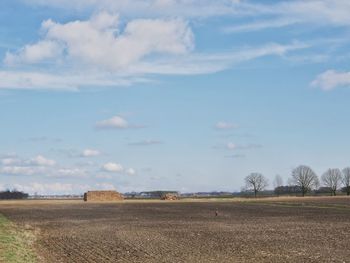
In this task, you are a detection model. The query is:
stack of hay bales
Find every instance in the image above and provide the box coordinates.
[161,193,179,200]
[84,191,124,202]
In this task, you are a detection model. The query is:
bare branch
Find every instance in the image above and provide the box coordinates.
[291,165,318,197]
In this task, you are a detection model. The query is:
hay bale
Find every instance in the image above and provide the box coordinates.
[161,193,179,200]
[84,191,124,202]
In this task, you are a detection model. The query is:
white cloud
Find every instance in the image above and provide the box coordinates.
[102,162,124,173]
[223,142,262,151]
[0,7,309,91]
[0,70,145,91]
[96,116,129,129]
[96,115,144,129]
[81,149,101,157]
[1,158,20,166]
[6,12,193,71]
[223,18,300,33]
[222,0,350,33]
[311,70,350,90]
[0,166,46,176]
[12,182,89,195]
[126,168,136,176]
[29,155,56,166]
[215,121,237,130]
[4,40,62,66]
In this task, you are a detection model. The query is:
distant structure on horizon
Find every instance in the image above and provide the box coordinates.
[83,190,124,202]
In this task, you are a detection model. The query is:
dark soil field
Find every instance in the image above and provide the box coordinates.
[0,197,350,263]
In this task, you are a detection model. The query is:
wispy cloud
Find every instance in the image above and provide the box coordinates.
[223,18,300,33]
[311,70,350,90]
[22,0,250,18]
[223,0,350,34]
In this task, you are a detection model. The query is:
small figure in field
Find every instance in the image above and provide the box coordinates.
[215,209,219,216]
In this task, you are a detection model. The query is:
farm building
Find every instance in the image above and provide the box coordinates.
[84,190,124,202]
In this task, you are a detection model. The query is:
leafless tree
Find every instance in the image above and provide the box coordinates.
[342,167,350,196]
[321,169,342,196]
[245,173,268,198]
[291,165,318,197]
[273,174,283,196]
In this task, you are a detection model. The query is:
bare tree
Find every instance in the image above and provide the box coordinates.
[291,165,318,197]
[321,169,342,196]
[245,173,268,198]
[273,174,283,196]
[342,167,350,196]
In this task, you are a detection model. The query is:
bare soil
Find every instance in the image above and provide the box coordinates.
[0,197,349,263]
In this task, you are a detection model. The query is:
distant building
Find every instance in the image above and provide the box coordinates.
[84,191,124,202]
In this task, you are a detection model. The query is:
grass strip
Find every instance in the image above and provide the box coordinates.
[0,214,38,263]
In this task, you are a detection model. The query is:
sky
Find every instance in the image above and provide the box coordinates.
[1,0,350,195]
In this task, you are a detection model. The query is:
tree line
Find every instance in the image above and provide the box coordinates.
[244,165,350,197]
[0,189,29,199]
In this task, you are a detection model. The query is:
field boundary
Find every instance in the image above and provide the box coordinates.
[0,213,38,263]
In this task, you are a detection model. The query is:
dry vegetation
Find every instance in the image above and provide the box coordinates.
[0,197,349,262]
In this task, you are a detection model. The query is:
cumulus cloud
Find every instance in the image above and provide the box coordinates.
[96,116,129,129]
[1,158,20,166]
[0,155,56,176]
[96,115,144,129]
[311,70,350,90]
[0,7,308,91]
[29,155,56,166]
[5,12,193,71]
[4,40,62,65]
[81,149,101,157]
[0,166,46,176]
[101,162,137,177]
[102,162,124,173]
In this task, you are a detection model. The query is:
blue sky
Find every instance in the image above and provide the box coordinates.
[1,0,350,194]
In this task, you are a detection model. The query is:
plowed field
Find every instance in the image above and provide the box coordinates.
[0,197,349,262]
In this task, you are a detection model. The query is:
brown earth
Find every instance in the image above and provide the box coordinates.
[0,197,349,263]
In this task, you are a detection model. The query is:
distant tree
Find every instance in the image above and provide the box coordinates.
[273,174,283,196]
[315,187,333,194]
[290,165,318,197]
[342,167,350,196]
[321,169,342,196]
[0,190,29,200]
[245,173,268,198]
[275,185,302,195]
